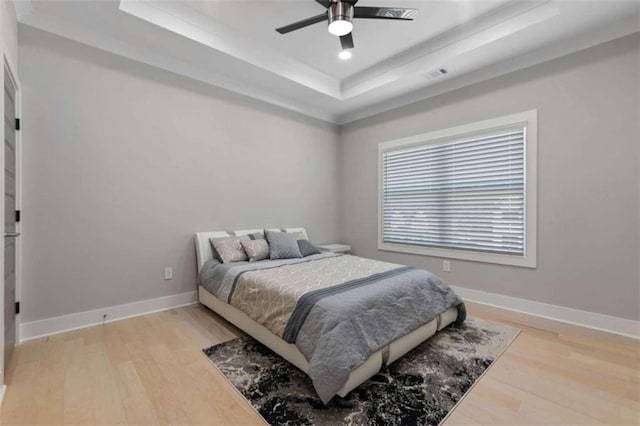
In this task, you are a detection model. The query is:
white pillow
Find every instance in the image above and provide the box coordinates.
[209,236,249,263]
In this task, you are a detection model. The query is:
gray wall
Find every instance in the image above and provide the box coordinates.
[19,27,340,323]
[339,34,640,321]
[1,0,17,72]
[18,25,640,324]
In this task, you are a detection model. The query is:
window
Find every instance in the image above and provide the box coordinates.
[378,111,537,268]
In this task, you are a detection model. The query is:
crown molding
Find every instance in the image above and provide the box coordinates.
[16,1,640,125]
[118,0,561,103]
[338,15,640,124]
[341,1,557,98]
[18,12,341,123]
[119,0,343,99]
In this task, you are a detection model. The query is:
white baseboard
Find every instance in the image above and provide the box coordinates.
[18,285,639,342]
[19,290,198,342]
[452,285,640,339]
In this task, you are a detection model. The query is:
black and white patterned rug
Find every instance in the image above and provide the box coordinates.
[203,318,519,426]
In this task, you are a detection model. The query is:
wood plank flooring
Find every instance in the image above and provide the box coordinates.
[1,301,638,425]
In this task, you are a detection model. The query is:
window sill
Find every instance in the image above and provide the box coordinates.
[378,241,536,268]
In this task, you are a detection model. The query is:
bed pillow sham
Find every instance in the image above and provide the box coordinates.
[240,239,269,262]
[210,236,249,263]
[265,230,303,260]
[290,231,307,240]
[297,239,321,257]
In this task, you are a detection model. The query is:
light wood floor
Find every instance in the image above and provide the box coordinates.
[1,302,638,425]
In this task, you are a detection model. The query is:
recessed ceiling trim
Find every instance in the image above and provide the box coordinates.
[118,0,343,99]
[15,0,640,125]
[339,14,640,124]
[18,11,340,123]
[341,0,558,98]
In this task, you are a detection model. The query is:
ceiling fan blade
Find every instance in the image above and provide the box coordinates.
[276,13,327,34]
[340,32,354,49]
[318,0,359,5]
[354,6,417,20]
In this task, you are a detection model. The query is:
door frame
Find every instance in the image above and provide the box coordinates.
[4,56,21,346]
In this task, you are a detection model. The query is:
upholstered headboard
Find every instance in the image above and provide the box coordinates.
[194,227,309,272]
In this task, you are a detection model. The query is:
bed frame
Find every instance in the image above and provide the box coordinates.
[195,227,458,398]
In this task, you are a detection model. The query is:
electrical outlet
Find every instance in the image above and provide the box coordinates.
[164,267,173,280]
[443,260,451,272]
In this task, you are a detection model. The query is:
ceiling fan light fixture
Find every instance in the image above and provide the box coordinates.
[328,2,354,36]
[328,20,353,36]
[275,1,418,52]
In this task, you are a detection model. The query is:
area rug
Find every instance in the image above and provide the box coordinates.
[203,318,519,426]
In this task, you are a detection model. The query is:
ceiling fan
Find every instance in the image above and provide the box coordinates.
[275,0,418,52]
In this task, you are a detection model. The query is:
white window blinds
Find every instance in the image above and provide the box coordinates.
[382,126,526,256]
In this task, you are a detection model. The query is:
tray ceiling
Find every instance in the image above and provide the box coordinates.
[187,0,509,80]
[16,1,640,123]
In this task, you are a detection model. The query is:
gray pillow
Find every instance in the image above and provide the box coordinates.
[248,232,264,240]
[265,230,302,260]
[240,239,269,262]
[209,236,249,263]
[297,239,321,257]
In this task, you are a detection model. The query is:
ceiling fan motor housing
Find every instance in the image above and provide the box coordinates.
[328,2,354,28]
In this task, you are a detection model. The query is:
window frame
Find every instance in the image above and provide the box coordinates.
[378,110,537,268]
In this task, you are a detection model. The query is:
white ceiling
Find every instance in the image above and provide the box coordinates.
[188,0,509,80]
[16,0,640,123]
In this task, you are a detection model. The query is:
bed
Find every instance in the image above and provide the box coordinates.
[195,227,465,403]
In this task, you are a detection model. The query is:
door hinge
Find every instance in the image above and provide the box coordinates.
[15,301,19,315]
[15,210,20,223]
[15,118,20,131]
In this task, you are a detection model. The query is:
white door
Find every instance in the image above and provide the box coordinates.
[3,63,19,370]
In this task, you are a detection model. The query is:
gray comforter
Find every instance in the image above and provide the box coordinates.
[199,253,465,403]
